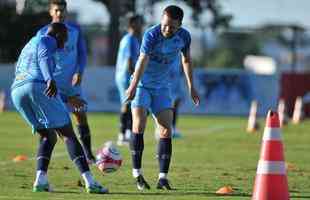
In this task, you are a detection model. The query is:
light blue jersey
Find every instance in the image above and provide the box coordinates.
[11,35,70,132]
[115,33,140,103]
[139,25,191,89]
[37,22,87,97]
[131,25,191,114]
[12,35,57,89]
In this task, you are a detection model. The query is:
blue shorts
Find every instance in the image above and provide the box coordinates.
[116,79,129,104]
[131,86,172,115]
[59,85,88,112]
[11,83,71,133]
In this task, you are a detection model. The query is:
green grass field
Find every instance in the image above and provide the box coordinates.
[0,112,310,200]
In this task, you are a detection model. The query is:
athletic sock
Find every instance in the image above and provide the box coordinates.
[64,136,90,173]
[82,171,95,187]
[158,138,172,173]
[119,112,127,136]
[130,133,144,173]
[77,125,93,158]
[36,135,56,172]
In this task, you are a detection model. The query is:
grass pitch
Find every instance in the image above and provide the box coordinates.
[0,112,310,200]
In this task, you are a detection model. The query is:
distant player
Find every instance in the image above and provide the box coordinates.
[37,0,95,163]
[115,14,143,146]
[11,23,108,194]
[126,5,200,190]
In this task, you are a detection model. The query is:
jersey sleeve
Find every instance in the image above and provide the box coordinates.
[37,37,57,81]
[140,29,156,55]
[76,26,87,75]
[181,30,191,55]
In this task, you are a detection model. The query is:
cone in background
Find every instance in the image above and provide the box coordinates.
[252,110,289,200]
[216,186,233,195]
[292,96,303,124]
[247,100,260,133]
[277,99,288,127]
[0,90,6,113]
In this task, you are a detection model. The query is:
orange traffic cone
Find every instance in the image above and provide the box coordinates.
[278,99,288,127]
[247,100,259,133]
[292,96,303,124]
[252,110,289,200]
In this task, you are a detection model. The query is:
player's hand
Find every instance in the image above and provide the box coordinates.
[67,96,86,112]
[125,86,136,104]
[44,79,57,98]
[189,87,200,106]
[72,73,82,86]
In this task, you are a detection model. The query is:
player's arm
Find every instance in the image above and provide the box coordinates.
[181,44,200,106]
[125,53,149,101]
[38,37,58,97]
[72,26,87,86]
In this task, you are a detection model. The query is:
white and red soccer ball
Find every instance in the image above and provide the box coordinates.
[96,141,122,173]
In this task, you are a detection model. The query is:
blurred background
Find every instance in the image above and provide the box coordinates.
[0,0,310,117]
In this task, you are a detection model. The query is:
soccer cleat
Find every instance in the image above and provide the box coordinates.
[157,178,173,190]
[33,183,53,192]
[135,175,151,191]
[117,133,129,146]
[86,182,109,194]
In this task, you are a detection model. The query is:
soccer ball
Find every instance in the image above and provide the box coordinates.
[96,141,122,173]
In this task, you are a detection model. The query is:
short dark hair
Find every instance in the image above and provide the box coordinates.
[128,14,143,27]
[49,0,67,8]
[163,5,184,22]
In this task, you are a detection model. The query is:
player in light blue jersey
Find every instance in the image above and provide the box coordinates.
[11,23,108,194]
[37,0,95,163]
[115,14,143,146]
[126,5,200,190]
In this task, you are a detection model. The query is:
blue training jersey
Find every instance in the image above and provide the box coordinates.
[115,33,140,85]
[139,24,191,89]
[37,22,87,96]
[12,35,57,89]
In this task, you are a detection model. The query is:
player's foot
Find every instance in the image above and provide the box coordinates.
[33,183,53,192]
[117,133,129,146]
[86,182,109,194]
[125,129,132,141]
[157,178,173,190]
[135,175,150,191]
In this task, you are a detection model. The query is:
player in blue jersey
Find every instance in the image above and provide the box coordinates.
[37,0,95,163]
[11,23,108,194]
[126,5,200,190]
[115,14,143,146]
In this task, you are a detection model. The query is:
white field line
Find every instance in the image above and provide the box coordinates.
[0,124,241,166]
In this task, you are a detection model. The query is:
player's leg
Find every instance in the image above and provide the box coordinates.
[33,129,57,192]
[55,124,108,194]
[172,98,182,138]
[151,87,174,190]
[154,109,173,190]
[130,87,151,190]
[72,111,96,163]
[117,103,132,145]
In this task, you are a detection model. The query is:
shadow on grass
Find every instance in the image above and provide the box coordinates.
[109,191,251,198]
[290,195,310,199]
[52,190,81,194]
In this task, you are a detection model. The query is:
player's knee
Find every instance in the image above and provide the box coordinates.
[159,126,171,138]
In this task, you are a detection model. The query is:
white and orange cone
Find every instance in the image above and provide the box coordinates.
[278,99,288,127]
[247,100,259,133]
[292,96,303,124]
[252,110,289,200]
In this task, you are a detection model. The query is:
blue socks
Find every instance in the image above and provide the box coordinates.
[158,138,172,173]
[64,136,89,173]
[130,133,144,169]
[36,134,57,172]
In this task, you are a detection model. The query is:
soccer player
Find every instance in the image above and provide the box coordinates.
[36,0,95,163]
[115,14,143,146]
[126,5,200,190]
[11,23,108,194]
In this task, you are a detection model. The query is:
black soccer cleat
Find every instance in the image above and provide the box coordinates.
[135,175,151,191]
[157,178,173,190]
